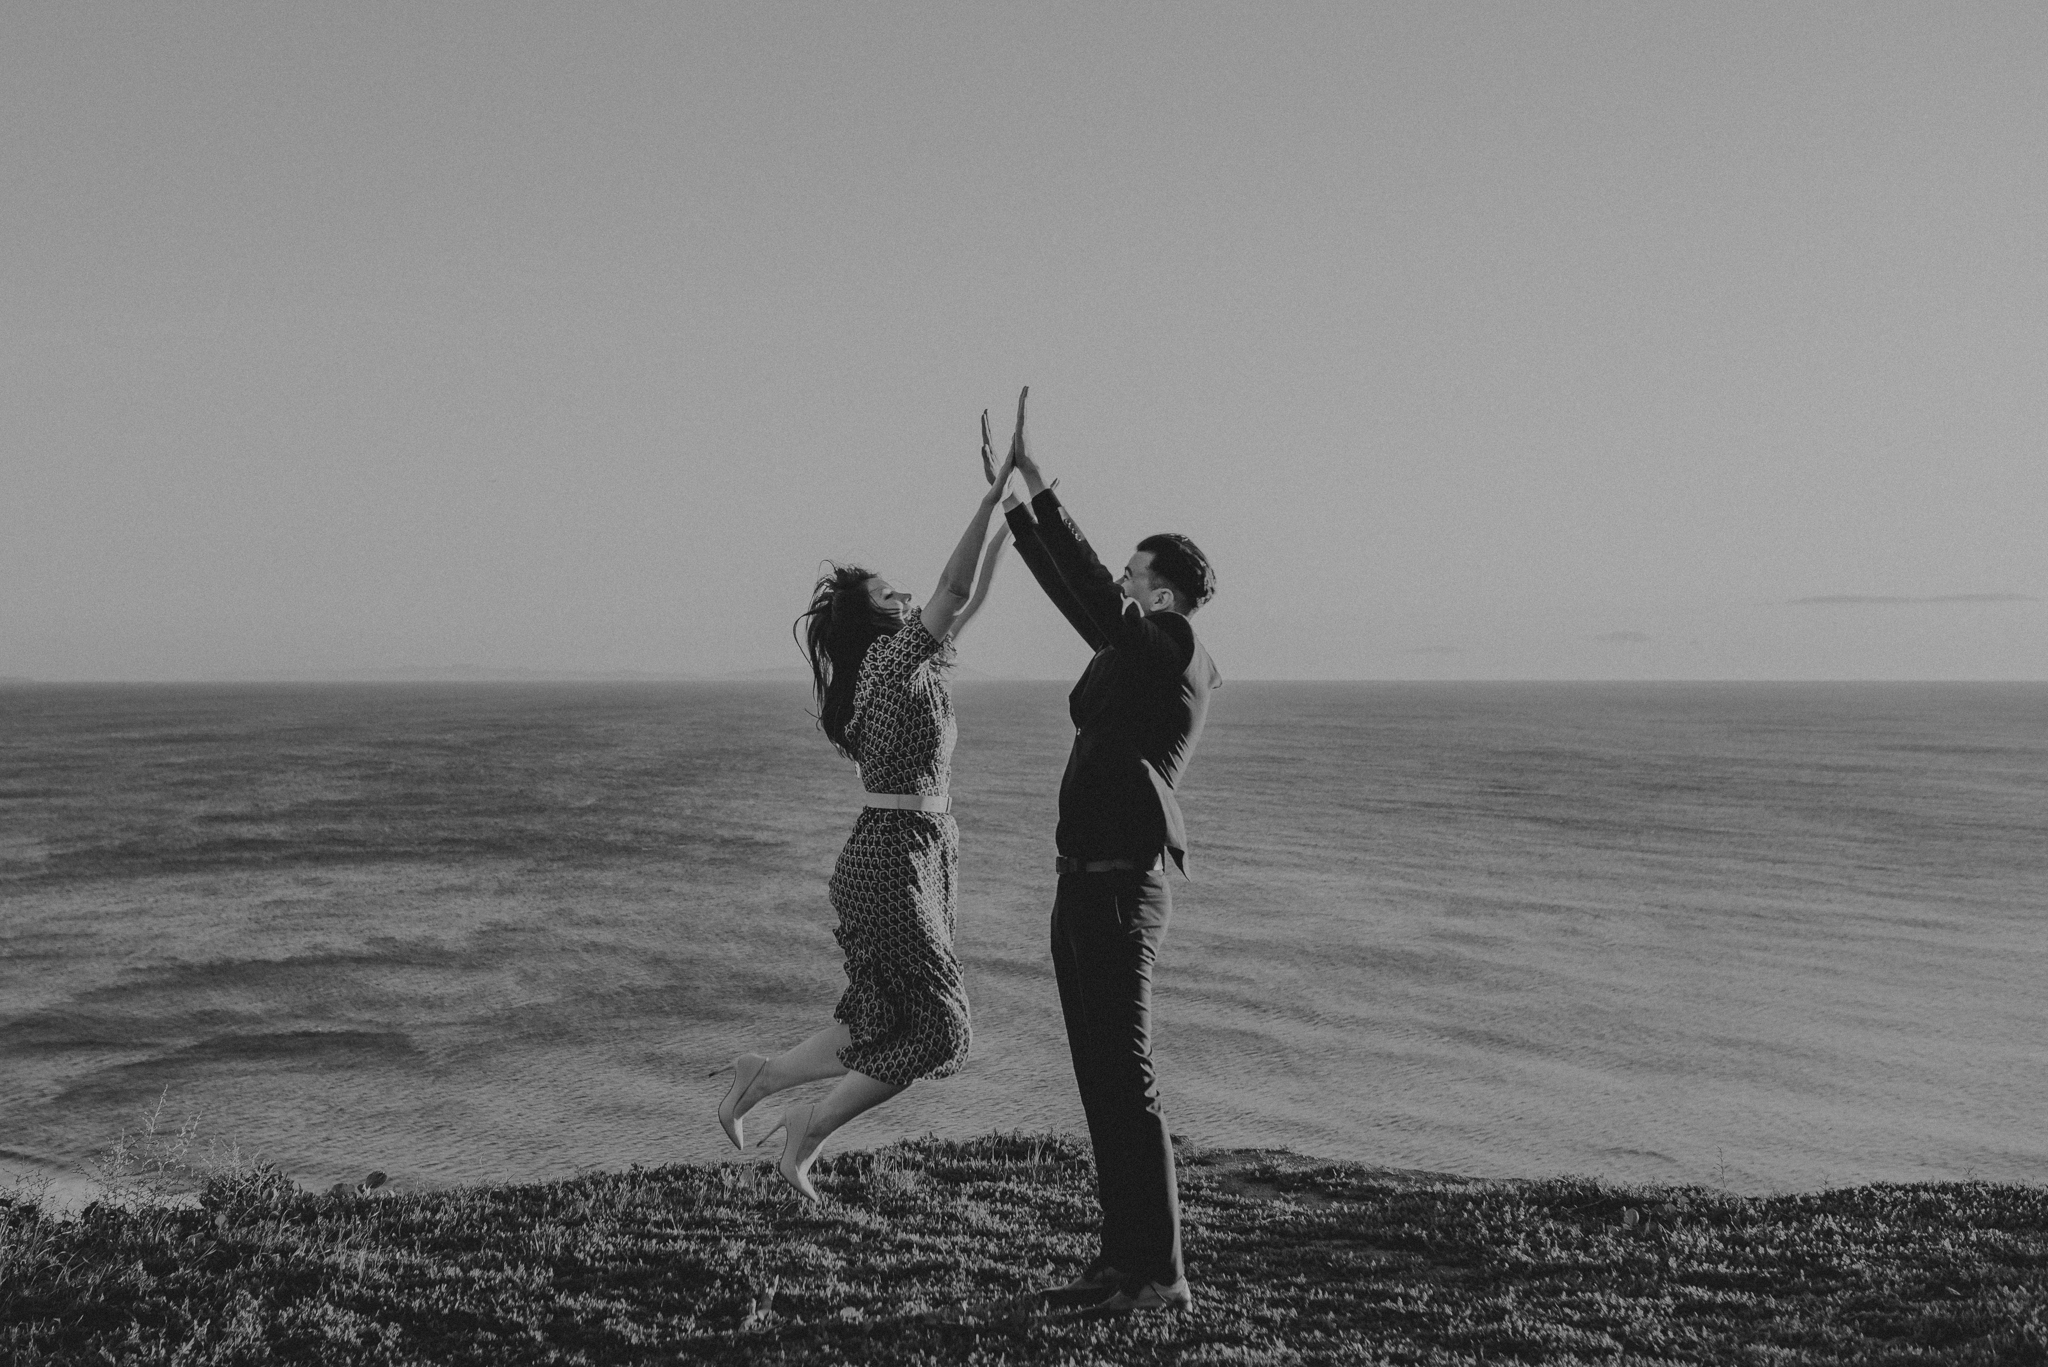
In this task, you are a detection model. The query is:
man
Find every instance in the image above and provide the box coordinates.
[999,390,1220,1313]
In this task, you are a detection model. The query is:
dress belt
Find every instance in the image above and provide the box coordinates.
[864,792,952,814]
[1055,854,1167,874]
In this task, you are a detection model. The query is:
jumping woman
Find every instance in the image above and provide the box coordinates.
[714,400,1020,1200]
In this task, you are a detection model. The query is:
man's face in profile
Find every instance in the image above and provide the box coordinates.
[1117,550,1168,616]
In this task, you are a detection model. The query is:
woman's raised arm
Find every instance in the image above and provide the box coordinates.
[945,525,1011,641]
[917,422,1016,642]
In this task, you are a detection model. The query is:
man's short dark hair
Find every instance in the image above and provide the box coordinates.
[1135,533,1216,613]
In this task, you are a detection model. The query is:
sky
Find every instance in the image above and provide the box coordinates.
[4,3,2044,681]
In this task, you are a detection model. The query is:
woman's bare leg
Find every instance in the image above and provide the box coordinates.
[733,1023,854,1117]
[810,1069,907,1138]
[767,1069,908,1199]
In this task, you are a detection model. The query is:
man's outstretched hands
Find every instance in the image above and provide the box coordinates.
[1007,386,1047,497]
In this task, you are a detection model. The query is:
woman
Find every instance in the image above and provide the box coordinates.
[715,406,1019,1201]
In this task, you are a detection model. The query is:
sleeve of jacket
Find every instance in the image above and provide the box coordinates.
[1026,489,1190,674]
[1004,497,1109,651]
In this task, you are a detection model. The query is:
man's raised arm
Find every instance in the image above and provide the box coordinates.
[1007,497,1109,651]
[993,389,1109,651]
[1005,390,1175,654]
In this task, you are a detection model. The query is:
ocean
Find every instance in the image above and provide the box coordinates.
[2,681,2043,1200]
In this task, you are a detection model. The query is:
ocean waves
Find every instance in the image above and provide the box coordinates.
[3,681,2044,1194]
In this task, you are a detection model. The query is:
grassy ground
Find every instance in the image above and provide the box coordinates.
[4,1132,2044,1365]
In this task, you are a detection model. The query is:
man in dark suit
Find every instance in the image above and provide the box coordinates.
[998,392,1219,1313]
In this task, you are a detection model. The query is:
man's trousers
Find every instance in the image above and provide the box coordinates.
[1050,868,1183,1286]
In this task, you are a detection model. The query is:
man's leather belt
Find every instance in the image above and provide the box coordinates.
[1055,855,1166,874]
[864,792,952,813]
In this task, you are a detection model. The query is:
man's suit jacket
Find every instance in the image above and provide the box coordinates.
[1006,489,1220,873]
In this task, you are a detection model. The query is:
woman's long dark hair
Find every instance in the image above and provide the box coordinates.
[795,563,899,761]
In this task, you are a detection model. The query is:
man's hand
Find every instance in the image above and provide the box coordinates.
[1008,385,1047,496]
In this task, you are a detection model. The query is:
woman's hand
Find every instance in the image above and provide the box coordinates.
[980,407,1017,503]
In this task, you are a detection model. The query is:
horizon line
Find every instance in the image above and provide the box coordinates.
[6,675,2047,687]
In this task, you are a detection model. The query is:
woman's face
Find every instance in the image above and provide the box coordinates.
[865,576,913,622]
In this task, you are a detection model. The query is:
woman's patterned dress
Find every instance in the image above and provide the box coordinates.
[828,615,972,1086]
